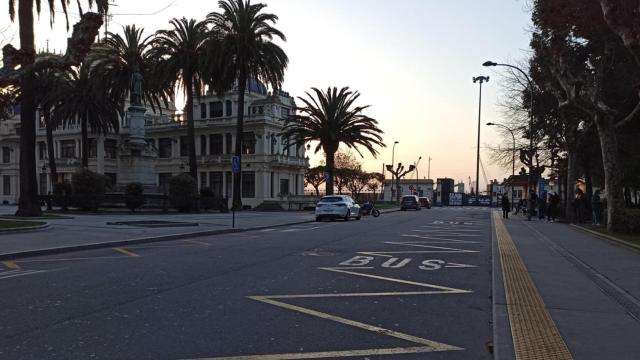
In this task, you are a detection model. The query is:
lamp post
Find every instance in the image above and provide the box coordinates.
[414,156,422,196]
[428,156,432,179]
[484,60,535,220]
[390,141,399,201]
[472,75,490,204]
[487,122,516,210]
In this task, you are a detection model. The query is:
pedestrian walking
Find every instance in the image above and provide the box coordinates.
[528,190,537,221]
[592,190,602,226]
[538,191,547,220]
[547,192,559,222]
[573,189,585,223]
[501,194,510,219]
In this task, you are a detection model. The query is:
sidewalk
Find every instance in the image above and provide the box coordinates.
[493,213,640,359]
[0,206,315,258]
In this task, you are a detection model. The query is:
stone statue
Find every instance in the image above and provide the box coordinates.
[130,67,144,106]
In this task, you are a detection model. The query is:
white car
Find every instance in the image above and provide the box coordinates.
[315,195,361,222]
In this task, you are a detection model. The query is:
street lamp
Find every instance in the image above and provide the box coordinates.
[390,141,399,200]
[487,122,516,210]
[472,75,490,204]
[484,60,535,220]
[414,156,422,196]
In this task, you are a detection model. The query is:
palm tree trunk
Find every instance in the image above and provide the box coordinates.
[233,71,248,209]
[44,109,58,185]
[325,151,335,195]
[15,0,42,217]
[185,74,198,182]
[81,112,89,168]
[594,113,625,232]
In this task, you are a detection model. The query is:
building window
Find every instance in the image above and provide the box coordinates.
[38,142,47,160]
[242,132,256,155]
[39,173,47,195]
[3,176,10,195]
[200,172,207,190]
[159,138,172,158]
[209,134,223,155]
[104,139,117,159]
[242,171,255,198]
[210,101,223,118]
[225,100,232,116]
[279,178,289,196]
[2,147,10,163]
[180,136,189,157]
[200,103,207,119]
[61,140,76,158]
[210,171,223,196]
[158,173,172,193]
[281,107,290,118]
[88,138,97,158]
[225,133,233,154]
[200,135,207,156]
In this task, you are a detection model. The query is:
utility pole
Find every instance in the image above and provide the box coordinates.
[427,156,432,179]
[414,156,422,196]
[472,75,489,204]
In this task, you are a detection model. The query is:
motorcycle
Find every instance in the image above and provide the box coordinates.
[360,202,380,217]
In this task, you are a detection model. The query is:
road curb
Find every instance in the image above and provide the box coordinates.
[0,219,314,261]
[0,222,50,234]
[570,224,640,253]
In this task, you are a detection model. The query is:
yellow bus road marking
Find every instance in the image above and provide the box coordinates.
[183,346,449,360]
[493,212,573,359]
[1,260,20,270]
[112,247,140,257]
[183,239,211,246]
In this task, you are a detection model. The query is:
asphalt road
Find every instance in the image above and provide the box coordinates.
[0,208,494,360]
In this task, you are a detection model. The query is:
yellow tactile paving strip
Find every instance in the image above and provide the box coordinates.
[493,212,573,360]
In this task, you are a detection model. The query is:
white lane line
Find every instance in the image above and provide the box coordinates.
[0,270,48,280]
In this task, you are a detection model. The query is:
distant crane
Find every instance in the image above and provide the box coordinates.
[479,156,489,193]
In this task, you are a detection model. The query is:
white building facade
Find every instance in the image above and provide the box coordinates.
[0,81,308,208]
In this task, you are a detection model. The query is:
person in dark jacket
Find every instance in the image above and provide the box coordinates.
[547,192,560,222]
[538,191,547,220]
[501,194,510,219]
[528,190,538,221]
[592,190,602,225]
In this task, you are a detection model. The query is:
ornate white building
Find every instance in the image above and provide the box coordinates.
[0,80,309,208]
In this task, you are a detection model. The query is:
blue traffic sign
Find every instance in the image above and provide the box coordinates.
[232,156,241,173]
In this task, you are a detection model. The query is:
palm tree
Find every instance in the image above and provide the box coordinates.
[8,0,109,216]
[35,67,67,185]
[90,25,172,114]
[150,18,209,182]
[282,87,385,195]
[208,0,288,209]
[49,64,120,168]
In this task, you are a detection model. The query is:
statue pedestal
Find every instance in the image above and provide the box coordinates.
[117,106,157,189]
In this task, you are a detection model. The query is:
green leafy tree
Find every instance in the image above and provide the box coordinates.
[282,87,385,196]
[5,0,108,216]
[208,0,289,209]
[151,18,209,181]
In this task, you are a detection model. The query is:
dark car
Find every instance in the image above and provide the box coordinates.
[400,195,421,211]
[419,197,432,209]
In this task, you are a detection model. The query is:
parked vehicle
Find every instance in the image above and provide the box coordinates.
[400,195,421,211]
[360,202,380,217]
[315,195,361,221]
[418,197,432,209]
